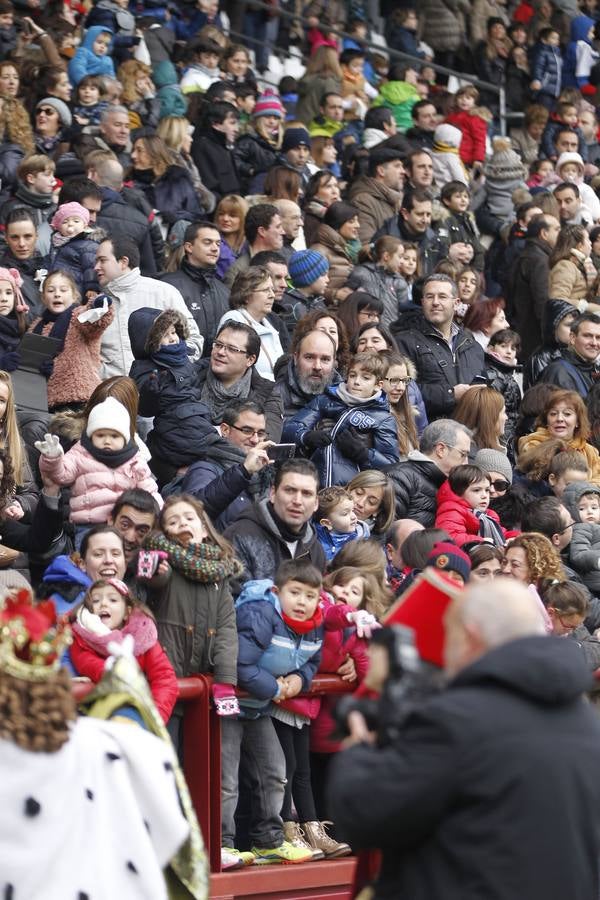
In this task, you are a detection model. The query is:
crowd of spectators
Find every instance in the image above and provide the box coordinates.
[3,0,600,877]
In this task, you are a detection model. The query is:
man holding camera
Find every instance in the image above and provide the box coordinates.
[330,580,600,900]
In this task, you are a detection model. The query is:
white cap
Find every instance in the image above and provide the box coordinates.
[86,397,130,443]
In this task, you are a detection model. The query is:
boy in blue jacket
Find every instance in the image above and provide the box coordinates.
[68,26,116,87]
[530,27,563,110]
[221,559,374,868]
[283,352,399,487]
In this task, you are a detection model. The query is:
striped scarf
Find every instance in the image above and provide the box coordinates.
[145,532,243,583]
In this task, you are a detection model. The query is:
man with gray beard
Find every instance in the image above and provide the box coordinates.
[275,330,339,421]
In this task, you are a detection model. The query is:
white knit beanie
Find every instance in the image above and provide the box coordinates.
[86,397,130,443]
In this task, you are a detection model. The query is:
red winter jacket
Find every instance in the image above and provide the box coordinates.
[445,110,488,166]
[435,480,508,548]
[70,609,178,723]
[310,594,370,754]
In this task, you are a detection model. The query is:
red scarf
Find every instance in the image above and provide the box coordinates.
[282,606,323,635]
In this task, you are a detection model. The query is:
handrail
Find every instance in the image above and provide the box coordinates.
[72,673,356,873]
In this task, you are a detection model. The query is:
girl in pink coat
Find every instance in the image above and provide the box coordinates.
[36,396,161,546]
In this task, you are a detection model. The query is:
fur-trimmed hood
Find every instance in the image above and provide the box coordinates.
[127,307,189,360]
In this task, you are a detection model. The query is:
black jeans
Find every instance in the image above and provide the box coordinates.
[272,719,317,822]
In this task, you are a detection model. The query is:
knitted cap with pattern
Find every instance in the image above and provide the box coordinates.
[425,542,471,583]
[474,449,513,485]
[288,250,329,287]
[253,90,285,120]
[483,137,525,181]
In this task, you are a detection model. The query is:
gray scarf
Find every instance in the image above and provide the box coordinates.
[336,383,382,407]
[201,367,252,421]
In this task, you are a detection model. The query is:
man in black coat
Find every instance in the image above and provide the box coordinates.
[375,189,449,275]
[392,274,485,420]
[540,312,600,397]
[179,400,272,530]
[191,102,241,202]
[196,320,283,441]
[223,459,326,595]
[159,221,230,356]
[330,580,600,900]
[508,213,561,360]
[385,419,472,525]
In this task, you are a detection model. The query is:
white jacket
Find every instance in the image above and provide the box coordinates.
[101,268,203,378]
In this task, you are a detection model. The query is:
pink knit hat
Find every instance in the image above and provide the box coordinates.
[253,89,285,120]
[51,201,90,231]
[0,267,28,314]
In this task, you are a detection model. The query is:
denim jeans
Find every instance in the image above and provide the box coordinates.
[221,715,286,848]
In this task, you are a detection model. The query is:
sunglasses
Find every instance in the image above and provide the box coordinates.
[37,107,56,116]
[490,479,510,492]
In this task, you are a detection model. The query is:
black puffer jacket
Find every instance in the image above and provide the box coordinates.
[483,352,522,448]
[540,348,599,397]
[130,165,204,225]
[195,358,283,442]
[523,298,574,390]
[233,130,279,195]
[159,260,230,355]
[191,127,240,201]
[223,498,326,596]
[392,309,485,419]
[329,636,600,900]
[385,451,447,526]
[97,187,157,275]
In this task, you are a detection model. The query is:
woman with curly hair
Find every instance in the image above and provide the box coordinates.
[454,386,507,454]
[518,389,600,483]
[118,60,161,130]
[501,532,564,631]
[0,96,34,191]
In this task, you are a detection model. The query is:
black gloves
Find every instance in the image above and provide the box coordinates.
[39,358,54,378]
[336,426,369,466]
[302,429,332,451]
[93,293,113,308]
[0,350,20,372]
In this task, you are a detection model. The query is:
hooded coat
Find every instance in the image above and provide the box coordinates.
[329,635,600,900]
[152,61,187,119]
[282,383,399,487]
[563,14,598,87]
[128,307,224,467]
[563,480,600,593]
[523,299,574,390]
[435,479,508,547]
[371,81,420,132]
[235,579,323,716]
[68,26,116,86]
[223,498,326,596]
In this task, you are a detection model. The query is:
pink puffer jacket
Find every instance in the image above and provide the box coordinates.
[39,442,161,524]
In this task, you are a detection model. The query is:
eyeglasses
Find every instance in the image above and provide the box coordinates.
[551,610,582,634]
[384,377,412,387]
[37,107,55,116]
[212,340,249,356]
[446,444,469,461]
[229,424,268,439]
[490,479,510,493]
[556,519,575,535]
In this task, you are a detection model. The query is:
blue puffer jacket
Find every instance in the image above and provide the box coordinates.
[282,384,400,487]
[49,234,99,295]
[530,41,563,99]
[236,579,322,716]
[68,26,116,86]
[41,554,91,615]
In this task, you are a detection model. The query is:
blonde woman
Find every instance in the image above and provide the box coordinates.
[0,371,39,518]
[118,60,160,129]
[156,115,215,215]
[214,194,249,279]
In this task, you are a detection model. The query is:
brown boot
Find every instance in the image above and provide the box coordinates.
[283,820,325,860]
[301,821,352,859]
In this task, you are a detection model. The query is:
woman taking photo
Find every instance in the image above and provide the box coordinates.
[454,386,508,455]
[303,170,342,246]
[213,194,248,279]
[129,134,206,226]
[548,224,600,312]
[517,388,600,482]
[219,267,284,381]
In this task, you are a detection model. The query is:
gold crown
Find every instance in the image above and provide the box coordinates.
[0,589,72,682]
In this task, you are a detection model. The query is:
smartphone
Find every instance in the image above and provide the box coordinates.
[267,443,296,461]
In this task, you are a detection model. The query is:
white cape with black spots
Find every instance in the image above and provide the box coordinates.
[0,716,189,899]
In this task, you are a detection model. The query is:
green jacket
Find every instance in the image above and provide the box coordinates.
[372,81,420,133]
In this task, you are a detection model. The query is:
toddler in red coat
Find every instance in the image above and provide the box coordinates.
[69,577,178,723]
[435,464,509,549]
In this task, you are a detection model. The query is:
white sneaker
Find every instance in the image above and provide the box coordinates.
[221,847,244,870]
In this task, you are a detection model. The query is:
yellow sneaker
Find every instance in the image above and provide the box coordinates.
[251,840,313,865]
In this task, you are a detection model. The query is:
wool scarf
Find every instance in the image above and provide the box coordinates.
[201,366,252,420]
[151,340,189,368]
[80,432,139,469]
[145,531,243,583]
[267,500,309,544]
[336,382,382,407]
[31,305,75,345]
[282,606,323,635]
